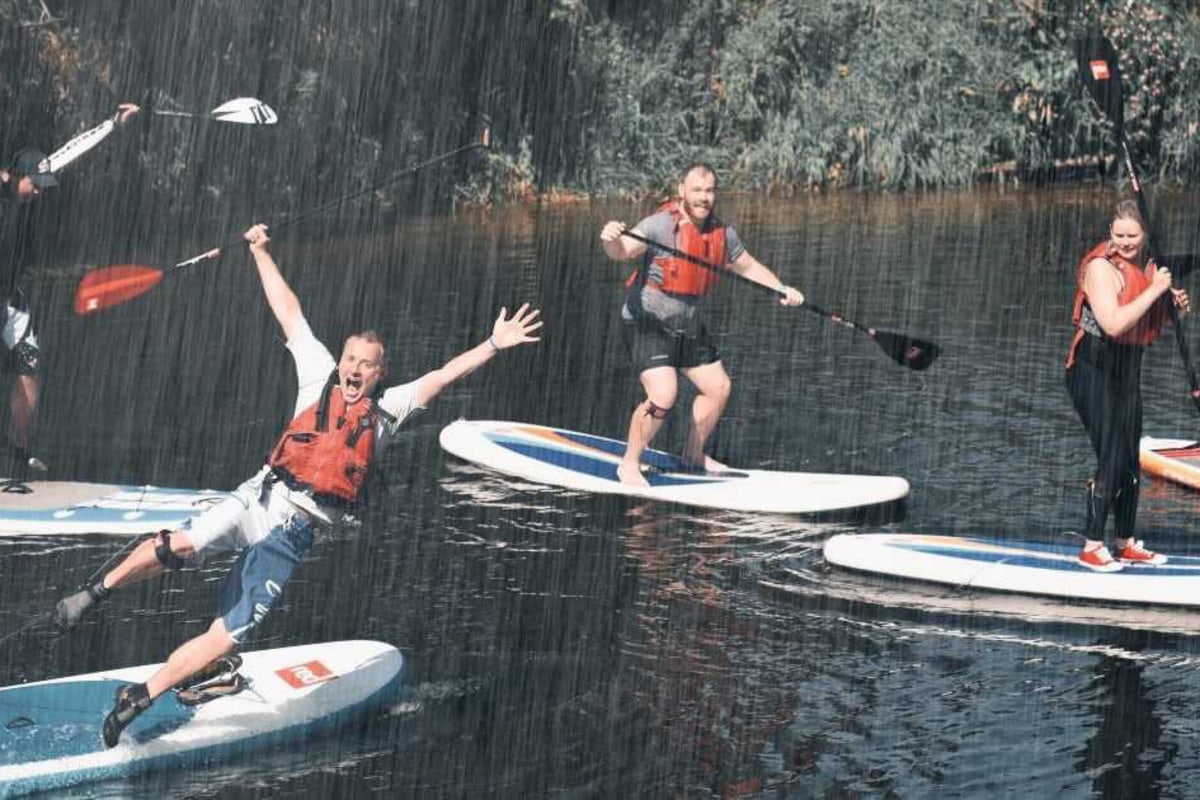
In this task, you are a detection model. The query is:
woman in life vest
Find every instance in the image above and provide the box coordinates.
[1065,200,1189,571]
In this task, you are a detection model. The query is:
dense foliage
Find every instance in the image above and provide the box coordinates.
[1,0,1198,209]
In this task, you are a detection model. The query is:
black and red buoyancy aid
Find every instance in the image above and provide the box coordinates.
[268,371,392,506]
[1066,240,1168,367]
[625,201,728,297]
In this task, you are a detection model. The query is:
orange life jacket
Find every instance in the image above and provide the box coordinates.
[625,201,728,297]
[1066,240,1168,367]
[268,371,389,506]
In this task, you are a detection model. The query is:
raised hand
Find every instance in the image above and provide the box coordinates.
[491,303,543,350]
[115,103,141,125]
[243,223,271,251]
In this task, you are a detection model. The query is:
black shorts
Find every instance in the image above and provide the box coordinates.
[621,318,720,373]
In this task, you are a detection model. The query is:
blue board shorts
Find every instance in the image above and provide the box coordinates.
[183,466,317,643]
[218,513,313,643]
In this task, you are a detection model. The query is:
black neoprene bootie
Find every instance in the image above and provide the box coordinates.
[103,682,151,748]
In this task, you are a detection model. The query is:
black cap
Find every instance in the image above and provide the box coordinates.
[9,147,58,189]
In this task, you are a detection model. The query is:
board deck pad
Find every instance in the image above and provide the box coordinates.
[0,640,403,794]
[824,533,1200,607]
[0,482,229,536]
[1140,436,1200,491]
[439,419,910,515]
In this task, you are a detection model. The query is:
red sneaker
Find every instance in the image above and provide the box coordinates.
[1115,540,1168,566]
[1078,545,1123,573]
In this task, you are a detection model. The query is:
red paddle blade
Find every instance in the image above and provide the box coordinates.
[73,265,163,315]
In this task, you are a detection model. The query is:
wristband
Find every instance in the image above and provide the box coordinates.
[488,336,500,352]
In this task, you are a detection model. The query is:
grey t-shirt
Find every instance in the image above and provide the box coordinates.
[621,210,745,331]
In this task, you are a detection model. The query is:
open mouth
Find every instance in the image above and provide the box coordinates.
[344,376,363,392]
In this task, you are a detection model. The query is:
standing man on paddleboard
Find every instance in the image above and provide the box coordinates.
[0,102,140,481]
[54,223,543,747]
[1066,200,1188,571]
[599,162,804,487]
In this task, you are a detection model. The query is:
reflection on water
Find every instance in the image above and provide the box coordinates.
[3,187,1200,796]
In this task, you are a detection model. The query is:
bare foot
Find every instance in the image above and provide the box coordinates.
[616,460,649,488]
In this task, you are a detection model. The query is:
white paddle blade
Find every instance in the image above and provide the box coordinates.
[47,120,115,173]
[209,97,278,125]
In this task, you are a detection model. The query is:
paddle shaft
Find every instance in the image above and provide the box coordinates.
[1118,137,1199,400]
[169,141,488,273]
[619,229,878,337]
[1081,33,1200,404]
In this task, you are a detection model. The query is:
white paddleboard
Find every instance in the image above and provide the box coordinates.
[0,482,229,536]
[824,533,1200,607]
[0,640,403,795]
[439,419,910,515]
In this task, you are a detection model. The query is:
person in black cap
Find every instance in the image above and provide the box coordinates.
[0,103,139,483]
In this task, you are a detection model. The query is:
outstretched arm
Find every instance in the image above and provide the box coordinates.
[729,250,804,306]
[46,103,141,174]
[414,304,543,407]
[244,224,304,340]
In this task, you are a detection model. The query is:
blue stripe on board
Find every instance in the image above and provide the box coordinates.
[490,440,725,487]
[104,486,226,497]
[893,538,1200,576]
[550,429,684,471]
[0,680,195,764]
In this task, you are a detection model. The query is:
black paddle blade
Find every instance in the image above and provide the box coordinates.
[873,329,941,371]
[1077,30,1123,133]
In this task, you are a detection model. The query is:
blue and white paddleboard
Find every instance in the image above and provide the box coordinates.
[824,534,1200,607]
[0,482,229,536]
[0,640,403,796]
[439,419,910,515]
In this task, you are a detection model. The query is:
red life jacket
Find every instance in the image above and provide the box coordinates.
[1066,240,1167,367]
[625,201,728,297]
[268,371,387,506]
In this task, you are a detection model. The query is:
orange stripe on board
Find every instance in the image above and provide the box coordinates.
[1141,450,1200,490]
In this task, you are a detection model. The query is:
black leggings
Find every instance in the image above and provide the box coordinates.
[1065,334,1144,545]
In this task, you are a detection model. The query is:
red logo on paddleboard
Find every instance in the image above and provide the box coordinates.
[1089,60,1111,81]
[276,660,334,688]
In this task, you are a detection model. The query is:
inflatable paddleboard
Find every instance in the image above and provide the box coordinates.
[0,640,402,795]
[1140,436,1200,491]
[0,482,228,536]
[824,533,1200,607]
[439,419,910,515]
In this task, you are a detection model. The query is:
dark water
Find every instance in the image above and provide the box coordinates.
[6,187,1200,798]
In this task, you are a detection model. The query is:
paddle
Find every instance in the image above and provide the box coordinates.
[150,97,278,125]
[74,137,490,315]
[619,229,941,371]
[47,99,275,174]
[1077,31,1200,408]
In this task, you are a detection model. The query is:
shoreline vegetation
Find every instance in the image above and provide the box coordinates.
[2,0,1197,216]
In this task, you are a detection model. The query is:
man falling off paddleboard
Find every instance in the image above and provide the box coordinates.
[53,223,542,747]
[1066,200,1188,571]
[599,162,804,487]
